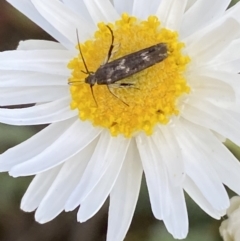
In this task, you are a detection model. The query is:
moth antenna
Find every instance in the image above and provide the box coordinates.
[90,85,98,107]
[76,29,90,74]
[107,85,129,106]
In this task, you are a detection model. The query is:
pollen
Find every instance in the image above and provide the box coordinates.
[68,14,190,137]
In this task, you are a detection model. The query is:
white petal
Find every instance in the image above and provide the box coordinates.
[65,132,129,211]
[9,120,102,176]
[83,0,120,25]
[180,0,231,38]
[61,0,93,23]
[0,118,76,171]
[132,0,162,19]
[35,139,98,223]
[181,119,240,195]
[106,140,143,241]
[152,125,185,186]
[163,184,188,239]
[21,165,62,212]
[189,69,240,103]
[31,0,95,45]
[183,176,225,219]
[175,119,230,211]
[185,0,197,11]
[0,71,67,87]
[6,0,73,49]
[137,133,188,239]
[212,131,227,143]
[186,73,235,106]
[0,87,69,106]
[185,18,240,66]
[225,1,240,23]
[209,38,240,73]
[183,3,240,48]
[0,97,77,125]
[212,59,240,73]
[0,50,72,76]
[77,138,130,222]
[17,40,66,51]
[181,96,240,146]
[156,0,188,30]
[113,0,133,15]
[136,133,170,220]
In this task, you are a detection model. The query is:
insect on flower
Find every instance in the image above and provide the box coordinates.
[70,26,168,106]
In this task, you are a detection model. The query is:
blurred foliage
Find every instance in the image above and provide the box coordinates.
[0,0,240,241]
[229,0,240,7]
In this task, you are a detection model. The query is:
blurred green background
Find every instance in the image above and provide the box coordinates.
[0,0,240,240]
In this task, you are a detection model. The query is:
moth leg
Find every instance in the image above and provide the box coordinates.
[81,70,94,75]
[121,83,140,90]
[119,83,134,87]
[105,25,115,64]
[102,43,121,65]
[107,85,129,106]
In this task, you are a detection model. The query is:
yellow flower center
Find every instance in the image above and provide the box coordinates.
[68,14,190,137]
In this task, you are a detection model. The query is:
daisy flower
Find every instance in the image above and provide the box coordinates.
[220,196,240,241]
[1,0,240,240]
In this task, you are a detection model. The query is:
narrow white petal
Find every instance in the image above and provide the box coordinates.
[107,140,143,241]
[163,185,188,239]
[0,50,72,76]
[181,96,240,145]
[156,0,188,30]
[152,126,185,186]
[77,138,130,222]
[209,38,240,73]
[9,120,101,176]
[31,0,95,44]
[183,3,240,47]
[0,71,67,87]
[113,0,133,15]
[225,1,240,23]
[212,131,227,143]
[6,0,73,49]
[0,119,75,171]
[188,69,240,103]
[137,133,188,239]
[21,165,62,212]
[17,40,65,51]
[185,0,197,11]
[183,176,225,219]
[181,119,240,195]
[0,87,69,106]
[186,74,235,106]
[132,0,162,19]
[181,0,231,38]
[175,119,230,211]
[185,18,240,66]
[35,140,97,223]
[136,133,170,220]
[0,97,77,125]
[212,59,240,73]
[61,0,93,23]
[65,132,129,211]
[83,0,119,25]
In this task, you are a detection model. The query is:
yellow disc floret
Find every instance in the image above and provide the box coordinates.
[68,14,190,137]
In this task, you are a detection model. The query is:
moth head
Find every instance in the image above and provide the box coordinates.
[85,73,96,86]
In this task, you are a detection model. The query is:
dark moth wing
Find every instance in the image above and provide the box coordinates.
[94,43,168,85]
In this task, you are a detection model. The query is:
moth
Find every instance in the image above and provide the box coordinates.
[73,26,168,105]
